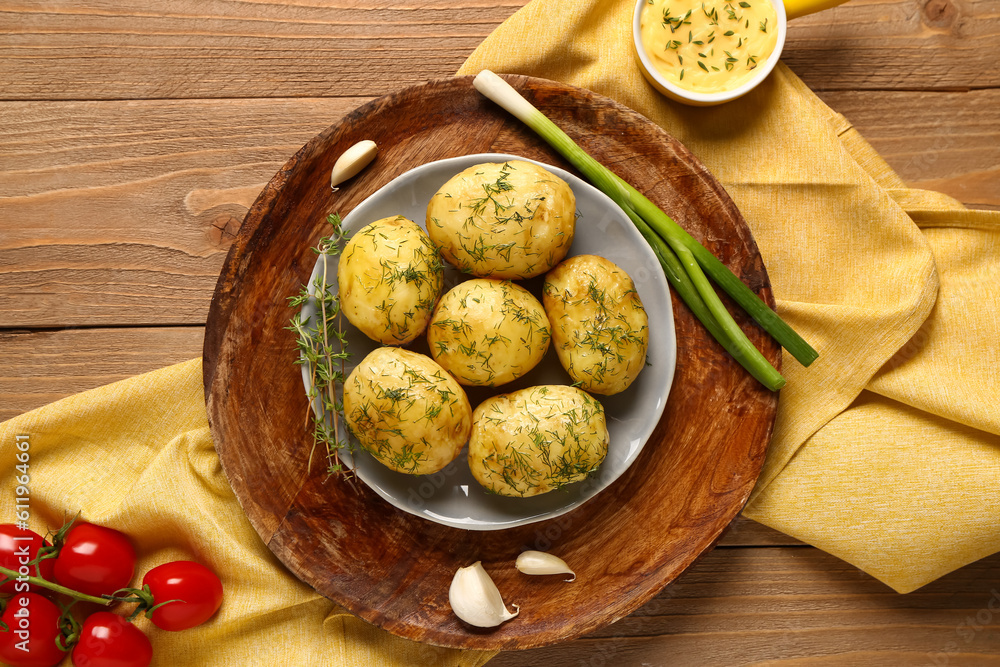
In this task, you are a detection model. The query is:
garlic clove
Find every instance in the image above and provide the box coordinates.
[330,140,378,189]
[515,550,576,582]
[449,561,519,628]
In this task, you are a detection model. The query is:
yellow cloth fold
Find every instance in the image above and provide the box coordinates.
[458,0,1000,593]
[0,359,494,666]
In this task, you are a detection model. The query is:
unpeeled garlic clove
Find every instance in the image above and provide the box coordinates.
[330,140,378,189]
[515,550,576,582]
[449,561,519,628]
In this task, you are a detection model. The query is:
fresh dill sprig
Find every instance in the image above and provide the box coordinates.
[287,212,354,480]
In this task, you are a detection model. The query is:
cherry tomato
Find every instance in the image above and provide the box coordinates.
[0,525,56,595]
[0,592,67,667]
[142,561,223,631]
[71,612,151,667]
[53,524,136,597]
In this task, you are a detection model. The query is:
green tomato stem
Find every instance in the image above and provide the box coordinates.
[0,564,112,606]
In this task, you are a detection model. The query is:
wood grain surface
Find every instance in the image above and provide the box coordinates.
[203,74,780,649]
[3,0,999,663]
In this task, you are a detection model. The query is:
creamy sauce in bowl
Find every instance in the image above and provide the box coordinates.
[640,0,779,94]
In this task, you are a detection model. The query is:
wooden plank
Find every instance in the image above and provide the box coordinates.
[718,515,803,546]
[0,0,526,101]
[784,0,1000,92]
[818,89,1000,210]
[0,97,365,327]
[2,89,996,328]
[0,326,204,421]
[1,0,996,101]
[490,547,1000,666]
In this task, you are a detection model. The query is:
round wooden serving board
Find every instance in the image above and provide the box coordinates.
[203,75,780,650]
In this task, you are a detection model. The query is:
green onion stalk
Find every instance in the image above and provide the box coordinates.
[472,70,818,391]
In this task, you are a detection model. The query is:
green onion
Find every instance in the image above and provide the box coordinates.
[472,70,819,390]
[618,193,786,389]
[611,174,818,368]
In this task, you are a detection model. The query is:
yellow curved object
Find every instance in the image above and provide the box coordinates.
[783,0,850,20]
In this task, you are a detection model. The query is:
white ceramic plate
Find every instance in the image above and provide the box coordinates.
[301,153,675,530]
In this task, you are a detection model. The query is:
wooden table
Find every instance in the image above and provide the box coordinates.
[2,1,998,664]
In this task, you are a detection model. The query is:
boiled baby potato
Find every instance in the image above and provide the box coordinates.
[468,385,609,497]
[338,215,444,345]
[543,254,649,395]
[343,347,472,475]
[425,160,576,279]
[427,278,550,387]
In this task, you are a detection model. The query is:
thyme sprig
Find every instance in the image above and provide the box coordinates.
[288,213,354,479]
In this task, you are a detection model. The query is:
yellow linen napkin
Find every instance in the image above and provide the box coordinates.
[458,0,1000,593]
[0,359,495,666]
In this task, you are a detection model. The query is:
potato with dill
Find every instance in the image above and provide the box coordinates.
[426,160,576,279]
[428,278,550,387]
[343,347,472,475]
[338,215,444,345]
[468,385,609,497]
[543,254,649,395]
